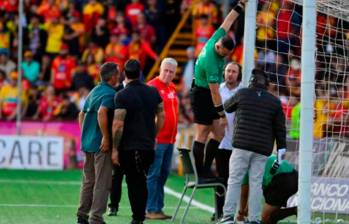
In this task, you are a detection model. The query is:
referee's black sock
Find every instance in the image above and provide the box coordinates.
[192,141,205,176]
[203,139,220,174]
[269,206,297,224]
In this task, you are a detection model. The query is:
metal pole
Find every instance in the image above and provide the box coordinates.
[298,0,316,223]
[241,0,257,87]
[16,0,23,135]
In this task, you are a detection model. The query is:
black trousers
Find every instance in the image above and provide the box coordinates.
[215,149,232,217]
[108,165,124,210]
[119,150,154,222]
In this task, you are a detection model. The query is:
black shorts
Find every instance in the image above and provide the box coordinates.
[263,170,298,207]
[190,85,220,125]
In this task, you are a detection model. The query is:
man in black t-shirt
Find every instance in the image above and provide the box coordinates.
[107,82,125,217]
[111,59,165,224]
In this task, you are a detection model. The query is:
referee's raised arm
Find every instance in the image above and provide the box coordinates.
[220,0,247,32]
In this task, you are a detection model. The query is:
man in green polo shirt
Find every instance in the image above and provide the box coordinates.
[190,0,247,177]
[76,62,120,224]
[235,155,298,224]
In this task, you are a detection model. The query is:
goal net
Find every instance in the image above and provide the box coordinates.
[250,0,349,222]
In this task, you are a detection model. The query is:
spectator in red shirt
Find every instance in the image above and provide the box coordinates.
[194,14,215,56]
[82,0,105,33]
[276,0,301,55]
[231,41,243,65]
[146,58,178,220]
[50,44,77,93]
[128,31,157,70]
[316,13,337,54]
[0,0,17,15]
[36,0,61,23]
[104,0,118,22]
[125,0,145,27]
[104,33,128,70]
[110,13,132,37]
[137,13,156,46]
[277,3,293,40]
[33,85,61,121]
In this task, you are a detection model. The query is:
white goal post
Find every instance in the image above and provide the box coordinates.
[242,0,349,223]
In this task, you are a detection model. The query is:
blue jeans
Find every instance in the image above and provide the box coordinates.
[146,143,174,212]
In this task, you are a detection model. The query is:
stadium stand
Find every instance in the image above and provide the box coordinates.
[0,0,348,140]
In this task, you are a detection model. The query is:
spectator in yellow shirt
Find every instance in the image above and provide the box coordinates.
[44,17,65,57]
[0,72,28,121]
[83,0,104,33]
[192,0,218,27]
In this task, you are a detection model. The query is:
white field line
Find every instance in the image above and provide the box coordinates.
[0,179,215,213]
[164,187,214,213]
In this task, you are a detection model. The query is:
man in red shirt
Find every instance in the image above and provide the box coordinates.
[128,32,158,70]
[104,32,128,70]
[125,0,144,27]
[51,44,77,93]
[0,0,17,15]
[36,0,61,23]
[146,58,178,220]
[194,14,215,56]
[137,13,156,46]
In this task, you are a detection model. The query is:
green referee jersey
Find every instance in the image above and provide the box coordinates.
[242,155,295,188]
[194,28,226,89]
[81,82,116,153]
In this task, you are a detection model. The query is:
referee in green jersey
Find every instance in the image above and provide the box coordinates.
[190,0,247,176]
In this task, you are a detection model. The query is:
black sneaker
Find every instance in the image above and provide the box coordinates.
[211,213,223,221]
[108,207,118,216]
[77,216,89,224]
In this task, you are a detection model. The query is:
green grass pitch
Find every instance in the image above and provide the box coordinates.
[0,170,347,224]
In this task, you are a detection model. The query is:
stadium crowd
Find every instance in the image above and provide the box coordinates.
[0,0,348,131]
[0,0,181,121]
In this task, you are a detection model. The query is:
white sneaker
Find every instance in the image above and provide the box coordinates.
[217,216,235,224]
